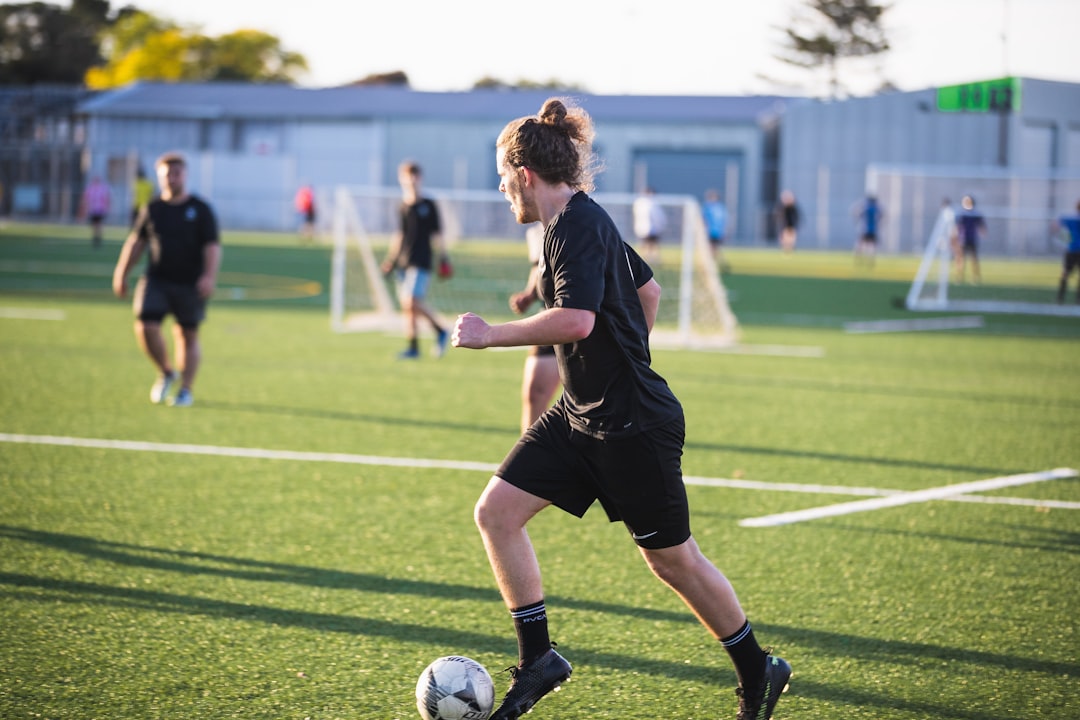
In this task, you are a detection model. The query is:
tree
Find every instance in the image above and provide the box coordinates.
[0,0,111,84]
[346,70,410,87]
[85,10,308,88]
[774,0,891,98]
[471,76,585,92]
[195,29,308,83]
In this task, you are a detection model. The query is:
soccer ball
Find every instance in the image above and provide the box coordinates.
[415,655,495,720]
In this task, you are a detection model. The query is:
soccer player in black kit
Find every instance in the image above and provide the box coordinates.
[452,97,790,720]
[112,151,221,407]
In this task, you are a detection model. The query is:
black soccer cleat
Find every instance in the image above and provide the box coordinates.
[735,653,791,720]
[490,647,572,720]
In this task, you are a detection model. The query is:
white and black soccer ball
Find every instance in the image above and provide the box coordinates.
[415,655,495,720]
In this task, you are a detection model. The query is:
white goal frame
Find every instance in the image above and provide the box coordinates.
[905,203,1080,317]
[329,186,740,348]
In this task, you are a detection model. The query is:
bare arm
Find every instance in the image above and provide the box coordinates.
[433,230,447,258]
[381,231,403,274]
[509,265,541,314]
[111,232,147,298]
[196,242,222,299]
[637,278,661,333]
[453,306,594,350]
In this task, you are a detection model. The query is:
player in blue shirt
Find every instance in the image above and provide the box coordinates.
[854,194,883,267]
[702,188,731,272]
[955,195,985,284]
[1052,200,1080,304]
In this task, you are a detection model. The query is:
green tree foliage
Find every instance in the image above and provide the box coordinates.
[472,76,585,92]
[776,0,891,98]
[194,29,309,83]
[85,10,308,88]
[347,70,410,87]
[0,0,112,84]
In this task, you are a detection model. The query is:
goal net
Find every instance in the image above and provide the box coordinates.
[868,164,1080,317]
[329,186,739,348]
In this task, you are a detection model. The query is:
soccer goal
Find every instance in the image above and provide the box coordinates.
[867,164,1080,317]
[329,186,740,348]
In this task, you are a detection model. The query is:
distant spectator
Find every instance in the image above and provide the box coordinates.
[80,175,111,249]
[633,186,666,265]
[852,194,884,267]
[294,184,316,242]
[1051,199,1080,304]
[702,188,731,272]
[130,167,155,228]
[955,195,985,284]
[775,190,800,253]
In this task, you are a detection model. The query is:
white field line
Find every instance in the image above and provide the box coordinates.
[685,475,1080,509]
[739,468,1079,528]
[0,433,499,473]
[0,307,66,321]
[2,433,1076,513]
[844,316,985,334]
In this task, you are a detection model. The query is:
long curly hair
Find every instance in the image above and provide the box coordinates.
[497,97,602,192]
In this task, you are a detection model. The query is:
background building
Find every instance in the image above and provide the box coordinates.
[75,83,787,240]
[4,78,1076,255]
[778,78,1080,255]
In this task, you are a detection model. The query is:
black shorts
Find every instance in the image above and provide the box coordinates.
[496,403,690,549]
[133,276,206,328]
[1063,251,1080,275]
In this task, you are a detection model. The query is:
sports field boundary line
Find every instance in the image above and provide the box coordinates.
[0,432,499,473]
[739,468,1079,527]
[844,316,985,334]
[0,307,67,321]
[4,433,1077,513]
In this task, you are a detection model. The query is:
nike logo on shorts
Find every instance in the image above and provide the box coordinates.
[631,530,659,540]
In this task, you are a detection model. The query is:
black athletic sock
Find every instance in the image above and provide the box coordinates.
[720,620,767,691]
[510,600,550,664]
[407,337,418,353]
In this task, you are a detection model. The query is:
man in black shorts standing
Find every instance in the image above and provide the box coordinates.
[381,161,451,360]
[452,97,790,720]
[112,151,221,407]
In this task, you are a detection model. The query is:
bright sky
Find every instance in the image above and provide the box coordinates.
[91,0,1080,95]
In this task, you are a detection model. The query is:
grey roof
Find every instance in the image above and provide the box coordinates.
[76,81,790,125]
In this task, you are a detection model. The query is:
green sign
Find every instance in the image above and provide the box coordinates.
[937,77,1021,113]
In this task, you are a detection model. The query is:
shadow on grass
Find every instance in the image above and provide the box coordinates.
[684,439,1012,477]
[819,520,1080,555]
[196,400,517,438]
[680,371,1080,413]
[1,523,1075,720]
[159,395,1019,479]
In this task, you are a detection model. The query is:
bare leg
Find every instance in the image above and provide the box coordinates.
[173,324,201,391]
[520,355,560,433]
[412,298,445,335]
[639,537,747,640]
[135,320,172,375]
[474,477,551,609]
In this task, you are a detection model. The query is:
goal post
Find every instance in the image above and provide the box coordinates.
[329,186,740,348]
[869,164,1080,318]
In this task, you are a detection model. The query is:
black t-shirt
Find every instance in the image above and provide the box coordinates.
[397,197,441,270]
[539,191,681,438]
[134,195,219,284]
